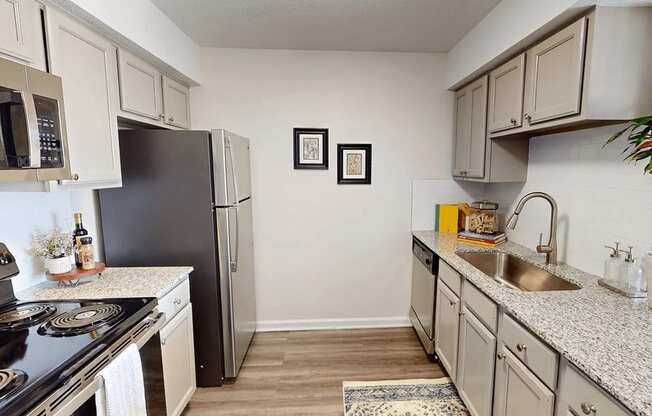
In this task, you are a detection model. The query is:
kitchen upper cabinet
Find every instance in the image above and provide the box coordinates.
[162,76,190,129]
[453,75,487,179]
[47,7,121,188]
[523,17,586,125]
[489,7,652,139]
[117,48,163,121]
[557,361,632,416]
[116,48,191,130]
[456,306,496,416]
[434,278,460,381]
[161,303,197,416]
[488,54,525,133]
[0,0,42,66]
[493,346,555,416]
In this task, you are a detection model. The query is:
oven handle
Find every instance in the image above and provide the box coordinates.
[134,311,166,349]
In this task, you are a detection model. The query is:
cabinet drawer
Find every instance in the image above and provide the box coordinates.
[159,278,190,323]
[462,281,497,334]
[560,364,631,416]
[439,260,461,296]
[501,314,558,390]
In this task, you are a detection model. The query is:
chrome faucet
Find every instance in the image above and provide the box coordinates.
[505,192,558,265]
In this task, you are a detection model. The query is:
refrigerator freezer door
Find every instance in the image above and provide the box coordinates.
[215,197,256,378]
[212,129,252,206]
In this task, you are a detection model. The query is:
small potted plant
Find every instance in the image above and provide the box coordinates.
[31,228,74,275]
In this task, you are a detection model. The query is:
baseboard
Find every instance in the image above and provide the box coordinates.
[256,317,412,332]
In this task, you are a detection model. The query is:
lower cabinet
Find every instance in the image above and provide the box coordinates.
[493,346,555,416]
[434,280,460,381]
[456,306,496,416]
[160,302,197,416]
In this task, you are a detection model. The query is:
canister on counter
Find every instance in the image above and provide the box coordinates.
[467,201,499,234]
[79,236,95,270]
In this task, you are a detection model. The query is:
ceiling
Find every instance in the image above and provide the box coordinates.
[151,0,501,52]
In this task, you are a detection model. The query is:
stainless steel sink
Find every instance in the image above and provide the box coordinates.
[456,251,580,292]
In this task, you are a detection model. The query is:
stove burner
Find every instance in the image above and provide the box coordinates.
[0,304,56,330]
[38,304,123,336]
[0,369,26,399]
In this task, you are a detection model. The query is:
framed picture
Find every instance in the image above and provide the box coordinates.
[337,144,372,184]
[293,128,328,169]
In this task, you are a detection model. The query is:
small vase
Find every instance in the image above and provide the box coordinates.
[45,256,73,275]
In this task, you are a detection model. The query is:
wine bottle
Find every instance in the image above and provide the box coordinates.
[72,213,88,268]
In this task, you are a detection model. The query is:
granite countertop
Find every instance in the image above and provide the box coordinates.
[18,267,194,301]
[413,230,652,416]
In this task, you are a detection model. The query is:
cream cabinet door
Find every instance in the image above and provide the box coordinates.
[0,0,37,62]
[47,8,121,186]
[456,306,496,416]
[453,88,471,177]
[162,76,190,129]
[161,303,197,416]
[488,54,525,133]
[435,281,460,381]
[524,17,587,125]
[117,48,163,121]
[453,76,487,179]
[493,346,554,416]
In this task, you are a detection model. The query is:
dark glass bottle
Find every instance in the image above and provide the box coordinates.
[72,213,88,267]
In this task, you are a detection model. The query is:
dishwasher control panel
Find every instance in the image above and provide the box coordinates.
[412,238,437,275]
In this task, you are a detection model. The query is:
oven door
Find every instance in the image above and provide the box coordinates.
[0,58,40,179]
[35,312,168,416]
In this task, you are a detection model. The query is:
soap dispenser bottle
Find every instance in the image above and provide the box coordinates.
[619,246,644,292]
[603,242,621,284]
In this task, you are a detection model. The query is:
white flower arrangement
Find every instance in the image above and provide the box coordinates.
[31,228,74,259]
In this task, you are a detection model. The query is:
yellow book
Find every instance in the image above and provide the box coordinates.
[438,204,459,234]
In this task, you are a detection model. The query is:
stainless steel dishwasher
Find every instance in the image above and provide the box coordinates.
[409,238,438,356]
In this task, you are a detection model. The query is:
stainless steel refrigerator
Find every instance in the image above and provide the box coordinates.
[99,129,256,386]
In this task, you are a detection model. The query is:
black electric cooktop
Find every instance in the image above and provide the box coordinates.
[0,297,157,416]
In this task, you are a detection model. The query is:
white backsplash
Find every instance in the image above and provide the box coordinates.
[487,124,652,277]
[0,188,102,291]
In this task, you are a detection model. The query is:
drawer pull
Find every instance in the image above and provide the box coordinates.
[496,352,505,360]
[581,403,597,414]
[173,298,182,306]
[516,343,527,352]
[449,300,455,307]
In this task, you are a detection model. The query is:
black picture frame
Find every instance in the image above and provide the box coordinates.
[337,144,372,185]
[293,128,329,169]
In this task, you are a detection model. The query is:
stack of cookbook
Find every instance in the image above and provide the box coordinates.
[457,230,506,247]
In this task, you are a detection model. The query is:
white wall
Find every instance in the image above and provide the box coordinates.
[50,0,201,84]
[0,188,102,291]
[411,179,485,231]
[192,48,453,330]
[487,125,652,277]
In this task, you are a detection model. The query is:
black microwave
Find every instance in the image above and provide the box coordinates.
[0,57,71,182]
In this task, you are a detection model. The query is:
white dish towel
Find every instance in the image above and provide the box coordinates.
[95,343,147,416]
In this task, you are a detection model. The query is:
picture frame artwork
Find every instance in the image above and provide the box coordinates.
[337,144,372,184]
[294,128,328,169]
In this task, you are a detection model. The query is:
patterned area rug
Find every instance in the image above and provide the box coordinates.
[343,378,470,416]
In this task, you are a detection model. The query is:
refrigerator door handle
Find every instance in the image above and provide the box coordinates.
[229,205,240,272]
[226,136,240,205]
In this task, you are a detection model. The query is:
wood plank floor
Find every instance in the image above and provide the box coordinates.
[184,327,446,415]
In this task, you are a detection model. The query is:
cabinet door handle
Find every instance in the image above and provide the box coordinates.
[496,352,505,360]
[516,343,527,352]
[510,118,517,124]
[173,298,182,306]
[524,113,531,122]
[449,300,455,307]
[71,173,80,181]
[581,403,597,414]
[159,113,166,120]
